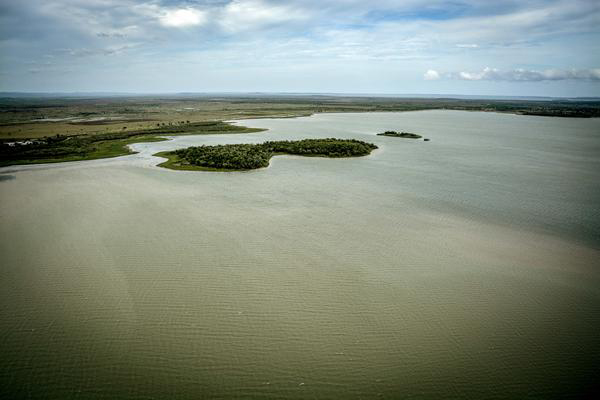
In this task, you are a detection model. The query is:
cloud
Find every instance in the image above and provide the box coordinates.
[220,0,307,33]
[58,44,135,57]
[452,67,600,81]
[159,8,207,28]
[96,32,126,38]
[1,0,600,95]
[423,69,440,80]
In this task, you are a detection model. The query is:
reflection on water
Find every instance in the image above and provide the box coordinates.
[1,111,599,399]
[0,174,15,181]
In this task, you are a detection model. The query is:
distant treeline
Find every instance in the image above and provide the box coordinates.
[171,138,378,170]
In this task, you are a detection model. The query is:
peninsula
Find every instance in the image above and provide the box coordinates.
[0,121,263,167]
[155,138,378,171]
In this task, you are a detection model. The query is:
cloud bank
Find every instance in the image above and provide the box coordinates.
[444,67,600,81]
[0,0,599,95]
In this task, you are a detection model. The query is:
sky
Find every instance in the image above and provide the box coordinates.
[0,0,599,96]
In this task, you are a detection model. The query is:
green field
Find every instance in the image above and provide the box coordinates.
[0,121,264,167]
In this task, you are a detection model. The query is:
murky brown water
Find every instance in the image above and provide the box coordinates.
[1,111,599,399]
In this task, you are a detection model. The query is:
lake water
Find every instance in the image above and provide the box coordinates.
[1,111,599,399]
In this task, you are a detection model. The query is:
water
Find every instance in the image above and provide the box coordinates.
[1,111,599,399]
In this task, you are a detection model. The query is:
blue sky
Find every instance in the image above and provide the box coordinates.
[0,0,599,96]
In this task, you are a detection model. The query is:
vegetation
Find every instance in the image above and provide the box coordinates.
[1,94,597,166]
[1,94,599,140]
[377,131,422,139]
[173,144,272,170]
[0,121,264,167]
[156,138,378,171]
[263,138,377,157]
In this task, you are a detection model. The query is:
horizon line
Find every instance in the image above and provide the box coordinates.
[1,91,599,100]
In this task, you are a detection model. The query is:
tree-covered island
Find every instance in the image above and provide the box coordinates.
[377,131,423,139]
[155,138,378,171]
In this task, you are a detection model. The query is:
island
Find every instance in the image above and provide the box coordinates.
[154,138,378,171]
[377,131,422,139]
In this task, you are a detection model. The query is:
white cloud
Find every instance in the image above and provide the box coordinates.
[159,8,206,28]
[3,0,600,95]
[423,69,440,80]
[220,0,307,33]
[453,67,600,81]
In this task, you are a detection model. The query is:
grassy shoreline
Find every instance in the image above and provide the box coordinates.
[0,122,265,167]
[154,151,241,172]
[0,135,170,167]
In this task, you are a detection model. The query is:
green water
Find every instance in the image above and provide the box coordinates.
[1,111,599,399]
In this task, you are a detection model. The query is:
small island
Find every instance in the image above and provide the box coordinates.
[155,138,378,171]
[377,131,422,139]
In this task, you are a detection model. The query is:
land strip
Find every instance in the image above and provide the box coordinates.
[1,94,599,140]
[0,121,263,167]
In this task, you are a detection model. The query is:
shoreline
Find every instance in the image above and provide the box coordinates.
[0,123,266,168]
[2,108,598,169]
[227,108,600,123]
